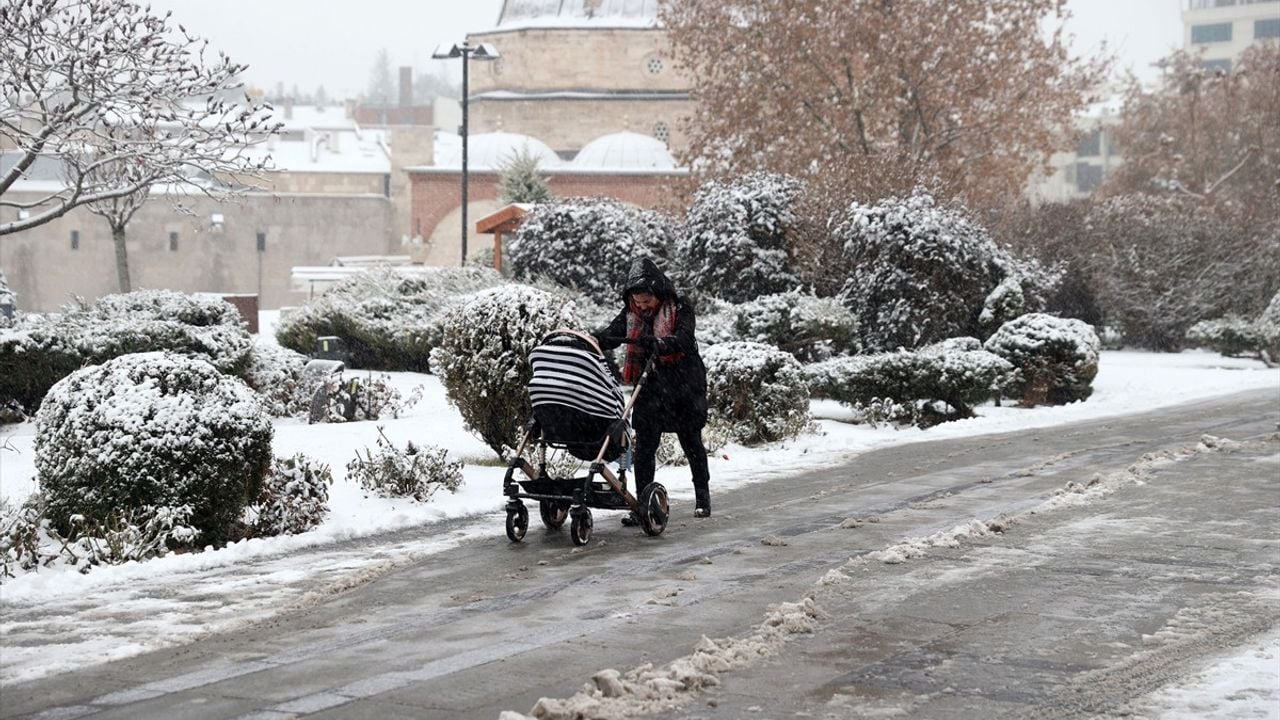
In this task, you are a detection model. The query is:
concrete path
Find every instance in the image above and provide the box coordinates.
[2,391,1276,720]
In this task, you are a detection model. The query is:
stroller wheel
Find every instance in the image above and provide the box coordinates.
[638,482,669,537]
[539,500,569,530]
[505,502,529,543]
[570,507,593,546]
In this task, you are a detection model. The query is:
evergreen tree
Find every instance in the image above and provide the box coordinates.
[497,148,553,205]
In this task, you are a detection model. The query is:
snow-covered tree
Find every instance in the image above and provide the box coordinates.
[430,285,581,456]
[35,351,272,545]
[676,173,804,302]
[835,191,1054,352]
[366,48,395,107]
[507,198,676,304]
[661,0,1107,211]
[984,313,1100,405]
[703,341,811,445]
[0,0,280,236]
[497,147,552,205]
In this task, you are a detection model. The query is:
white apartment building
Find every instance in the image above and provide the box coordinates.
[1029,0,1277,203]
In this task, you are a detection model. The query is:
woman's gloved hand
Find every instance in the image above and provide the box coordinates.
[636,335,660,353]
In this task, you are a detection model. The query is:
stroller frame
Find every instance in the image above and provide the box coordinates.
[502,342,669,545]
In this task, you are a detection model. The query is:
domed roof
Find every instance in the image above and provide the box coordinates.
[433,131,563,170]
[572,131,675,170]
[497,0,659,28]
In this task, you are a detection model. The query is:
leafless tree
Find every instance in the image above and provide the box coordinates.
[1105,43,1280,220]
[0,0,280,240]
[660,0,1109,212]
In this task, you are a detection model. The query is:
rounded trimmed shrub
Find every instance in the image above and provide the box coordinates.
[430,284,582,456]
[703,341,811,445]
[243,343,309,416]
[722,290,858,362]
[35,352,273,545]
[507,197,676,304]
[984,313,1100,405]
[1185,316,1269,359]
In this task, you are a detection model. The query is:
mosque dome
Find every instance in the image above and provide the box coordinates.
[496,0,660,28]
[433,131,563,170]
[572,131,676,170]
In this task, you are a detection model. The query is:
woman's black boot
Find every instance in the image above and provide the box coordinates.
[694,482,711,518]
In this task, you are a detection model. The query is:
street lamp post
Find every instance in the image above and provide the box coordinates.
[433,41,500,267]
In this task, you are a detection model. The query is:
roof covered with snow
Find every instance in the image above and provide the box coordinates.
[572,131,675,170]
[242,127,392,174]
[432,131,564,170]
[485,0,659,31]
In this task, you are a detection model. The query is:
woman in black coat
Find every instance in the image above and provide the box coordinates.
[596,258,711,520]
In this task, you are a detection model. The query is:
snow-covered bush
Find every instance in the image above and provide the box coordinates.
[805,340,1013,425]
[248,454,332,536]
[1,495,201,579]
[676,173,804,302]
[707,290,858,361]
[507,197,676,304]
[703,341,811,445]
[984,313,1100,405]
[655,422,731,467]
[243,343,309,416]
[0,290,253,412]
[834,191,1055,352]
[1260,291,1280,363]
[1080,196,1280,351]
[35,352,273,545]
[1185,316,1272,363]
[275,266,504,371]
[347,429,464,502]
[431,285,581,456]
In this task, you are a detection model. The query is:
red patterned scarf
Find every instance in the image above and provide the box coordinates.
[623,299,679,384]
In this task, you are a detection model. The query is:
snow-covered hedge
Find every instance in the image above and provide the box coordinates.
[703,341,811,445]
[0,290,253,412]
[34,352,273,546]
[248,454,332,536]
[805,339,1013,425]
[983,313,1100,405]
[1185,315,1274,365]
[676,173,804,303]
[275,266,504,371]
[1261,291,1280,363]
[347,431,464,502]
[431,285,581,456]
[507,198,676,304]
[834,191,1055,352]
[243,343,309,416]
[698,290,858,362]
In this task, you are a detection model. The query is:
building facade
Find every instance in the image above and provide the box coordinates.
[1183,0,1280,72]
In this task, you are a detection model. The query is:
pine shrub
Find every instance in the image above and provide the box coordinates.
[507,198,676,304]
[676,173,804,302]
[984,313,1100,405]
[249,454,333,536]
[35,352,273,545]
[707,290,858,361]
[703,341,811,445]
[430,284,582,456]
[834,191,1055,352]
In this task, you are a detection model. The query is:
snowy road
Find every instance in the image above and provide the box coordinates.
[1,390,1277,719]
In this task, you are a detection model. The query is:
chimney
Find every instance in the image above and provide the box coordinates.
[344,98,357,120]
[398,66,413,109]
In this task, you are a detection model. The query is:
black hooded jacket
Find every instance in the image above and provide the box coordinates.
[595,259,708,431]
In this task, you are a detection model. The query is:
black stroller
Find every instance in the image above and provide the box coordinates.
[502,329,669,545]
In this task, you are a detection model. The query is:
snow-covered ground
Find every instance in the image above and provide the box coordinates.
[1,312,1277,700]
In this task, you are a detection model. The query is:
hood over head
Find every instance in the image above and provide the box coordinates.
[623,258,675,302]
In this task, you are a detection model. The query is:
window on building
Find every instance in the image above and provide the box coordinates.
[1077,129,1102,157]
[1201,58,1232,74]
[70,230,79,250]
[1256,18,1280,39]
[1075,163,1103,193]
[1191,23,1233,43]
[168,231,178,252]
[257,231,267,253]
